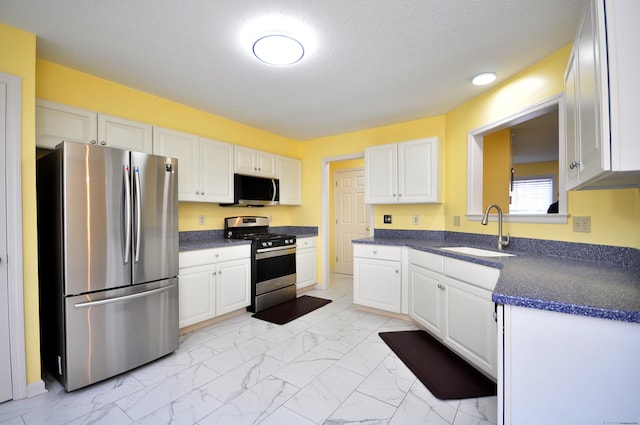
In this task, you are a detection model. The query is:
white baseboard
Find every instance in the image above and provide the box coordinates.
[27,380,47,398]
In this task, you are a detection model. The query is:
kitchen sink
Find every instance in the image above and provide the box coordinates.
[440,246,515,257]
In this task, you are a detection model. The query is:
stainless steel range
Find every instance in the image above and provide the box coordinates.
[224,216,296,312]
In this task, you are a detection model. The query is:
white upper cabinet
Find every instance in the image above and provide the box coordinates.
[235,146,276,178]
[276,155,302,205]
[564,0,640,190]
[36,100,98,149]
[365,137,441,204]
[199,137,234,203]
[36,100,152,153]
[97,113,152,153]
[153,127,234,203]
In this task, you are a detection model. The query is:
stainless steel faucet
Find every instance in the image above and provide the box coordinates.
[481,204,510,250]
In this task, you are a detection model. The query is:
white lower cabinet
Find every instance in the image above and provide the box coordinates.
[444,276,496,377]
[353,244,403,313]
[296,237,317,290]
[178,245,250,328]
[409,249,498,379]
[499,305,640,424]
[178,263,216,328]
[408,262,445,337]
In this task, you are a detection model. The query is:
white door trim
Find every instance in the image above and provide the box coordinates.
[321,153,372,289]
[1,72,28,400]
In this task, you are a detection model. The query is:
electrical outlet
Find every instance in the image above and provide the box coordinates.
[412,214,419,225]
[383,214,392,224]
[198,215,205,225]
[453,216,461,226]
[573,216,591,233]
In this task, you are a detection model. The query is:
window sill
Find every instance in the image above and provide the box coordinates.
[466,213,569,224]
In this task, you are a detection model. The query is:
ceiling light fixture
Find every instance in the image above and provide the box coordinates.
[253,34,304,65]
[472,72,497,86]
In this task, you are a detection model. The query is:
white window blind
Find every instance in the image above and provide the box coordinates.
[510,178,554,214]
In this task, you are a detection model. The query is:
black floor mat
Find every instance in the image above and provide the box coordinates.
[379,330,496,400]
[252,295,332,325]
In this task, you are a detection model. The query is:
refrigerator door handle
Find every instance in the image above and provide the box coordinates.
[73,285,174,308]
[123,165,132,263]
[134,166,142,262]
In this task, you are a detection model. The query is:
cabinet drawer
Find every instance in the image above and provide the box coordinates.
[409,249,444,273]
[179,244,250,268]
[297,236,317,249]
[443,257,500,291]
[353,244,402,261]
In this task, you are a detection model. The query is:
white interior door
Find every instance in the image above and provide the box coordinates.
[0,80,13,403]
[334,168,370,275]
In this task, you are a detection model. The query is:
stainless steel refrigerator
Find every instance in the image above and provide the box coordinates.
[37,141,179,391]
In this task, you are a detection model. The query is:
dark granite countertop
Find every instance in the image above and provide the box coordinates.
[353,232,640,324]
[179,238,252,252]
[178,226,318,252]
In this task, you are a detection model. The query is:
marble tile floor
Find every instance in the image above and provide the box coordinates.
[0,274,497,425]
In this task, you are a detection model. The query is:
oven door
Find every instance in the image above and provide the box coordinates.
[255,245,296,295]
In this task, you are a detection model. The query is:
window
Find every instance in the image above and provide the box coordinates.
[510,177,554,214]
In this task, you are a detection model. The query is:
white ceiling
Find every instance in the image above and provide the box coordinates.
[0,0,585,140]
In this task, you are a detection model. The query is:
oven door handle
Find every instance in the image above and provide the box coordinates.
[255,245,296,259]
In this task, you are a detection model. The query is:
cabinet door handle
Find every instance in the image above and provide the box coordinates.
[569,160,580,170]
[373,250,377,255]
[90,140,97,145]
[196,191,200,195]
[100,141,107,146]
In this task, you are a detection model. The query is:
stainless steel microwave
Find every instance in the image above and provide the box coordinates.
[220,174,279,207]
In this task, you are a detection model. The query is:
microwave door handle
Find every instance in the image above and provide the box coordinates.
[123,165,131,263]
[272,179,277,202]
[134,166,142,262]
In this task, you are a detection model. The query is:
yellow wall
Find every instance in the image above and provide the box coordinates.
[36,60,302,231]
[483,129,511,212]
[0,24,40,385]
[4,23,640,389]
[296,116,447,229]
[444,44,639,248]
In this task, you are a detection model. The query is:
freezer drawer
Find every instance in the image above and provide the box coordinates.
[61,279,178,391]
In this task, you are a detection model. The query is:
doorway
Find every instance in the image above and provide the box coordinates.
[333,168,370,275]
[321,154,372,289]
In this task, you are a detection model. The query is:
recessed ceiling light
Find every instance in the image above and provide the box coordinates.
[253,34,304,65]
[472,72,497,86]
